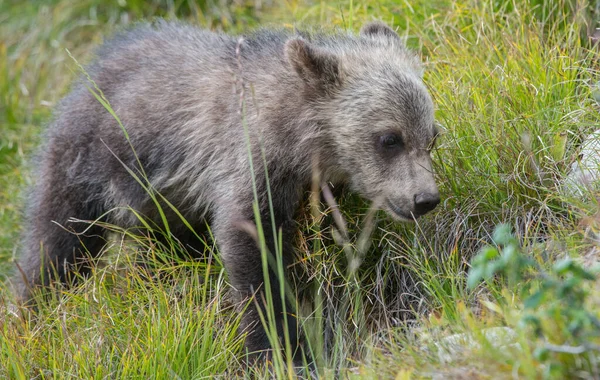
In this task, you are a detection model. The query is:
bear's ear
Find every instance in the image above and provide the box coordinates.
[285,38,341,89]
[360,21,401,41]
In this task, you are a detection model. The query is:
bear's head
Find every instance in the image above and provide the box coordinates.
[285,21,440,221]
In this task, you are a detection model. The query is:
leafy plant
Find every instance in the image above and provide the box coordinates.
[469,224,600,376]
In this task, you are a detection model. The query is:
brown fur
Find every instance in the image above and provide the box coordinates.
[13,20,440,362]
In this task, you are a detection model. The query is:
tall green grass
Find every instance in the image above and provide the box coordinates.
[2,0,600,378]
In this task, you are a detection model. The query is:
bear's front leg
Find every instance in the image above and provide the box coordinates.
[212,212,301,363]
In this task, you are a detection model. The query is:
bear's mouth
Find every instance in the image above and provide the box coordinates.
[385,199,415,221]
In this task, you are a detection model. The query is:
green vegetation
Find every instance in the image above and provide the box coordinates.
[2,0,600,378]
[468,224,600,377]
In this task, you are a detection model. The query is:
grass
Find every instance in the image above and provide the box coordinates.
[2,0,600,378]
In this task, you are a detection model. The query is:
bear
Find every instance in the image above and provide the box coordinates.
[12,20,440,362]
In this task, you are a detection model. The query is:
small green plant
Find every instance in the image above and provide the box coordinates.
[467,225,537,290]
[468,224,600,376]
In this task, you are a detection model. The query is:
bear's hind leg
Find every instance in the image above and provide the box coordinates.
[14,183,107,305]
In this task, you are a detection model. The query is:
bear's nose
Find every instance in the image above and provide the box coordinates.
[413,192,440,216]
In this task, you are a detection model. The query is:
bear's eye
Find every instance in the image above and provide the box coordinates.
[379,133,404,150]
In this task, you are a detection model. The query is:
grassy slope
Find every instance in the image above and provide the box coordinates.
[1,0,600,378]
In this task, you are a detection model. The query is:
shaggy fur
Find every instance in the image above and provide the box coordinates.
[13,20,440,361]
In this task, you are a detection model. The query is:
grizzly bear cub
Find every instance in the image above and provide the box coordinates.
[14,20,440,361]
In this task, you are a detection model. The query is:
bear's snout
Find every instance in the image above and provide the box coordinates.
[413,192,440,216]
